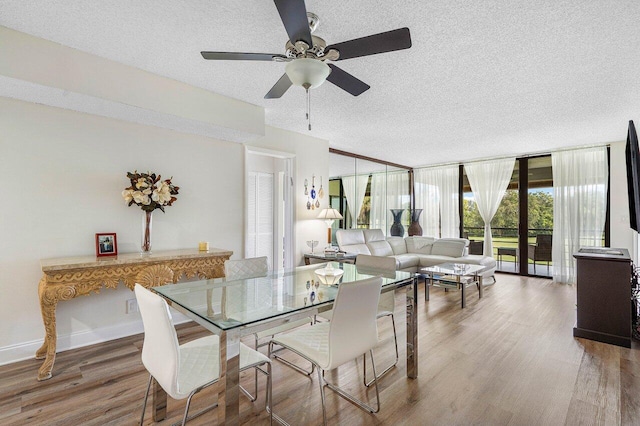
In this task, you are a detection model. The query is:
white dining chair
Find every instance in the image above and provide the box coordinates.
[224,257,314,401]
[134,284,272,426]
[355,254,399,387]
[270,276,384,425]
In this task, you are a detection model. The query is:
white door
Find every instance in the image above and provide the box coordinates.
[247,171,274,265]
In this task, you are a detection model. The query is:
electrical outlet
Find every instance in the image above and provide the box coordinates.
[126,298,138,314]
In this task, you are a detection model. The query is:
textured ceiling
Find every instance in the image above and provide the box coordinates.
[1,0,639,167]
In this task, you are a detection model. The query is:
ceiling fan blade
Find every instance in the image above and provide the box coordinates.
[326,27,412,61]
[201,51,288,61]
[264,74,293,99]
[326,64,370,96]
[273,0,313,47]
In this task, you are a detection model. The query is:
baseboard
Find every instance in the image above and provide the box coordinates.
[0,311,191,367]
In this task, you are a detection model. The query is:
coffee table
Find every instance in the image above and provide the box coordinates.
[303,252,357,265]
[421,263,486,308]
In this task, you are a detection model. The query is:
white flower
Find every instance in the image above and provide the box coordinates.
[132,190,146,204]
[135,178,149,189]
[122,189,133,203]
[142,188,152,195]
[141,195,151,205]
[159,192,171,203]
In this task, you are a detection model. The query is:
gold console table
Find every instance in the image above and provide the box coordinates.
[36,248,232,381]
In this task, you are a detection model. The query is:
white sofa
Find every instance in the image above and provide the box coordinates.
[336,229,496,282]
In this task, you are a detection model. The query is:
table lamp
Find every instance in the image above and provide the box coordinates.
[317,208,343,245]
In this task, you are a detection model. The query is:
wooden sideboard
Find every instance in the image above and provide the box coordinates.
[573,247,632,348]
[36,248,232,381]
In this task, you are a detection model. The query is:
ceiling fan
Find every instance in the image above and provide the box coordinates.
[200,0,412,101]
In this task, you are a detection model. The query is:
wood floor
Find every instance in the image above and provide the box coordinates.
[1,274,639,425]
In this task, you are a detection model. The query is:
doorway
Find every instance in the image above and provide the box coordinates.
[245,148,295,271]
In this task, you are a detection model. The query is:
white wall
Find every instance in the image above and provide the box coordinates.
[0,97,245,364]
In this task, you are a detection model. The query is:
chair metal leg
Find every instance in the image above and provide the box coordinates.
[364,313,399,387]
[271,341,381,424]
[239,335,261,402]
[181,390,196,426]
[139,373,153,426]
[270,344,315,377]
[174,383,219,426]
[317,365,328,426]
[325,350,380,414]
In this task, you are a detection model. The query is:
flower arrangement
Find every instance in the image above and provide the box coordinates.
[122,171,179,212]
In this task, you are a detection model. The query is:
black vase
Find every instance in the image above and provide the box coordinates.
[389,209,405,236]
[408,209,423,236]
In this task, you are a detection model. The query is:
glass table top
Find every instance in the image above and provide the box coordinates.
[420,262,485,276]
[153,262,413,331]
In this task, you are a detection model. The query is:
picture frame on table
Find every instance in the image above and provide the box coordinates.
[95,233,118,257]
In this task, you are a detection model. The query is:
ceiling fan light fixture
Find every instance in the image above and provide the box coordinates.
[285,58,331,89]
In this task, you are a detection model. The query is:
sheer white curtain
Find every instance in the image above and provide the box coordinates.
[341,174,369,228]
[369,172,387,230]
[414,165,459,237]
[413,168,439,237]
[370,170,410,234]
[552,147,608,284]
[436,166,460,238]
[464,158,515,256]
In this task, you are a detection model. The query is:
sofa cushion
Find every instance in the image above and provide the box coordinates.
[431,239,467,257]
[387,237,408,255]
[392,254,419,269]
[367,240,394,257]
[336,229,371,255]
[363,229,386,242]
[337,229,365,246]
[405,236,436,254]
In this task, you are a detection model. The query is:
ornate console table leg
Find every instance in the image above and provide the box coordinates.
[36,276,76,381]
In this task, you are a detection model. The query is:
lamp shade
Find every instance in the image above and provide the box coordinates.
[317,208,343,220]
[285,58,331,89]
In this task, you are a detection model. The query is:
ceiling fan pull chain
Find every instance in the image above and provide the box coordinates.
[306,87,312,131]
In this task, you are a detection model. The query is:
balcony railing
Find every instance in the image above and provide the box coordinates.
[463,226,552,239]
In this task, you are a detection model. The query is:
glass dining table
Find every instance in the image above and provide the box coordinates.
[152,261,418,425]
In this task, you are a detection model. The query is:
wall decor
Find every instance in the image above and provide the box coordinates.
[122,171,179,254]
[305,175,323,210]
[95,233,118,257]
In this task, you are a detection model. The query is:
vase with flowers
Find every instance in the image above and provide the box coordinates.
[122,171,179,254]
